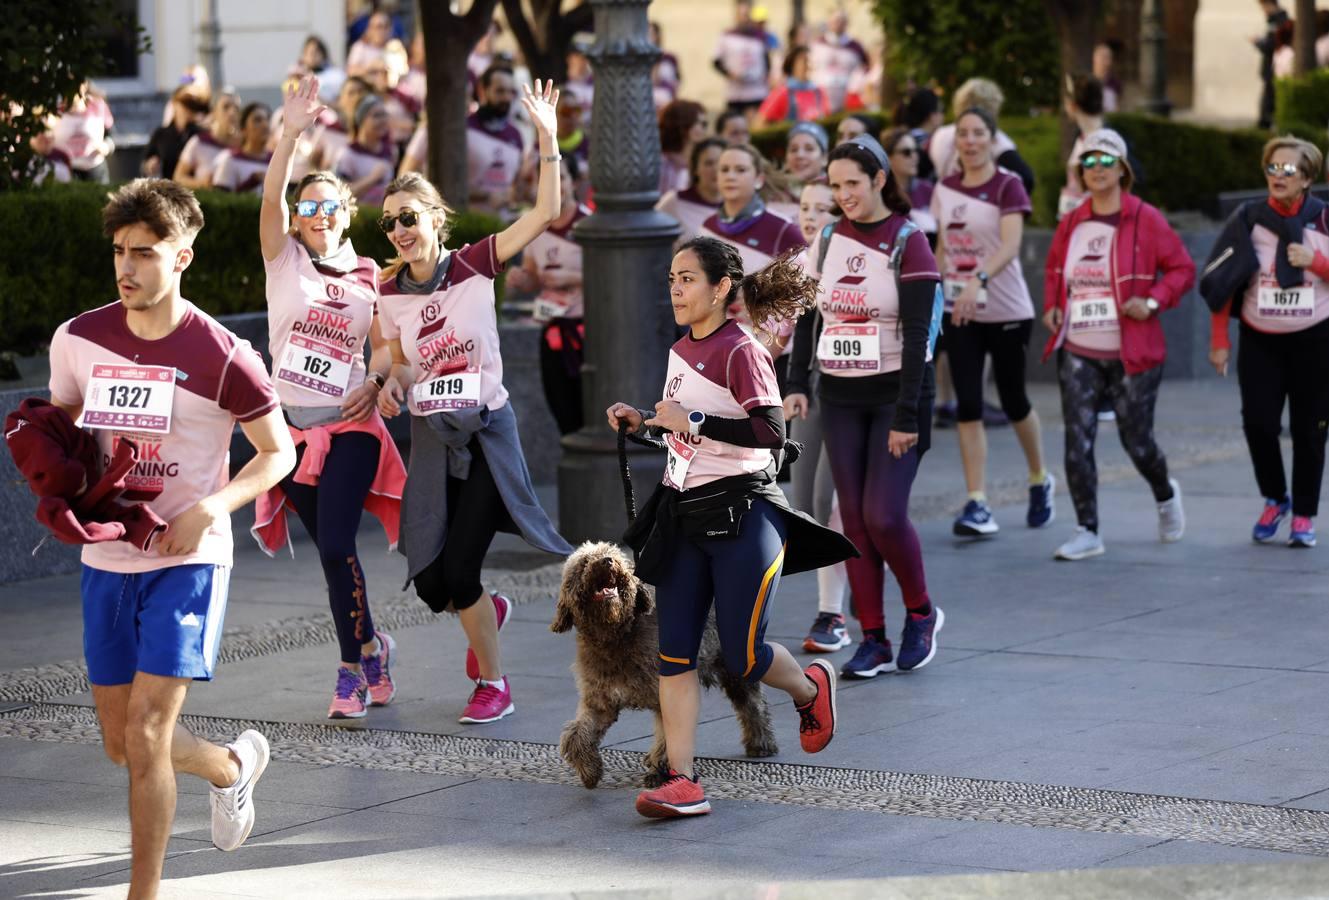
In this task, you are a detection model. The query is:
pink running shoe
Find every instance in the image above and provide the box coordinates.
[361,631,397,706]
[465,593,512,680]
[327,666,368,719]
[459,677,514,724]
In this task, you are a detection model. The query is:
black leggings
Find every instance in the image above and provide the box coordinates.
[945,317,1034,423]
[281,431,381,664]
[1057,351,1171,532]
[1238,323,1329,517]
[412,438,508,612]
[539,320,584,436]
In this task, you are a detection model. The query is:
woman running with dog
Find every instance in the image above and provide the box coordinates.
[785,135,943,680]
[607,236,855,820]
[375,80,573,726]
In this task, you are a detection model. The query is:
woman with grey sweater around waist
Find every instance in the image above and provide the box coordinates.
[375,80,573,726]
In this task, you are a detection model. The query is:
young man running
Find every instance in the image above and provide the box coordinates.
[46,178,295,899]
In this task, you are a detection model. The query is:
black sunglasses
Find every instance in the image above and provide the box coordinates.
[295,199,342,218]
[378,208,431,232]
[892,147,916,157]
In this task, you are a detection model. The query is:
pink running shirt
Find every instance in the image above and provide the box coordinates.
[1063,214,1121,359]
[48,301,279,573]
[808,215,939,377]
[264,235,379,407]
[1240,223,1329,333]
[377,236,509,414]
[662,319,782,491]
[522,207,589,320]
[931,168,1034,323]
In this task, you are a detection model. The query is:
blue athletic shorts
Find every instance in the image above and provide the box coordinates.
[81,563,232,686]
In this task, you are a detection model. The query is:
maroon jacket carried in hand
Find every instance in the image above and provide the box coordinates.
[1042,192,1196,374]
[4,398,167,549]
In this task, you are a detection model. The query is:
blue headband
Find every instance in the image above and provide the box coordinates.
[845,134,891,172]
[788,122,829,154]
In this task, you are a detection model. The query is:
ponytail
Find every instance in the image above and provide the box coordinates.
[677,236,818,332]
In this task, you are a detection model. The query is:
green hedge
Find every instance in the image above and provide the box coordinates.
[753,110,1279,226]
[1275,69,1329,138]
[0,182,502,354]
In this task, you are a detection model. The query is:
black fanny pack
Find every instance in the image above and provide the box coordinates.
[676,490,752,541]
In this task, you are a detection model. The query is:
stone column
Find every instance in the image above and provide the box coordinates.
[198,0,225,91]
[1139,0,1172,116]
[558,0,680,544]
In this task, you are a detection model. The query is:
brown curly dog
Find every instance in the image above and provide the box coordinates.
[552,541,778,788]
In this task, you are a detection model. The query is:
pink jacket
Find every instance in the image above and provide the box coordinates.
[1042,193,1196,374]
[251,410,405,555]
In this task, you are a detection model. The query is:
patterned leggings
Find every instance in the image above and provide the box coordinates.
[1057,351,1172,532]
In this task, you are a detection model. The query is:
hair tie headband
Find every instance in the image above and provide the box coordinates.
[788,122,829,154]
[845,134,891,173]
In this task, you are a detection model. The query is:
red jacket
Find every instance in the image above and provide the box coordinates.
[4,398,166,549]
[1042,192,1196,374]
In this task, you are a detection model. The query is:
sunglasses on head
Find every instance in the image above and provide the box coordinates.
[1080,153,1119,169]
[378,208,430,232]
[1265,162,1302,178]
[295,199,342,218]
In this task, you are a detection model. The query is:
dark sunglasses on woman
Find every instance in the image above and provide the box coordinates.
[378,209,430,232]
[296,199,342,217]
[892,147,916,157]
[1265,162,1301,178]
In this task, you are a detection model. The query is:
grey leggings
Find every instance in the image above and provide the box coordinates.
[790,378,850,616]
[1057,351,1172,532]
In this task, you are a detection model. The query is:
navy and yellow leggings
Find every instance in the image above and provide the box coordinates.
[655,498,787,683]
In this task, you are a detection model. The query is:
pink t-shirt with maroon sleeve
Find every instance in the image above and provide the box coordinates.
[48,301,279,574]
[332,142,395,206]
[211,149,272,195]
[377,236,509,414]
[932,168,1035,323]
[263,235,379,407]
[810,215,939,377]
[660,319,783,491]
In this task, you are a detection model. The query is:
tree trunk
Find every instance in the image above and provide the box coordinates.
[419,0,501,210]
[1294,0,1317,75]
[1045,0,1102,160]
[501,0,592,83]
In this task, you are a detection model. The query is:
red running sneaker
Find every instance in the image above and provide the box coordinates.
[465,593,511,680]
[635,769,711,818]
[797,659,837,753]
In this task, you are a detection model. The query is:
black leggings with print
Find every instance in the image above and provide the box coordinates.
[1057,350,1172,533]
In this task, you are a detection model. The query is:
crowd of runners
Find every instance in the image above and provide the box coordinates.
[10,9,1329,898]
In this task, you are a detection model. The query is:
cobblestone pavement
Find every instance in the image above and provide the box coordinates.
[4,380,1329,899]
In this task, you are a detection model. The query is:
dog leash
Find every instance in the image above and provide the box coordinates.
[617,419,637,524]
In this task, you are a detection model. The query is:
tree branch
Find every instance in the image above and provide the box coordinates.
[501,0,544,69]
[463,0,503,45]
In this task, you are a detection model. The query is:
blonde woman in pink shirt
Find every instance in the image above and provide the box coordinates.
[374,81,574,727]
[251,75,407,720]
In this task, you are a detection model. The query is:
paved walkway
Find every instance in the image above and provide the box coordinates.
[4,379,1329,899]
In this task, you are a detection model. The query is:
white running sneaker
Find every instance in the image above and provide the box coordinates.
[1055,527,1106,561]
[210,729,270,852]
[1158,478,1184,543]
